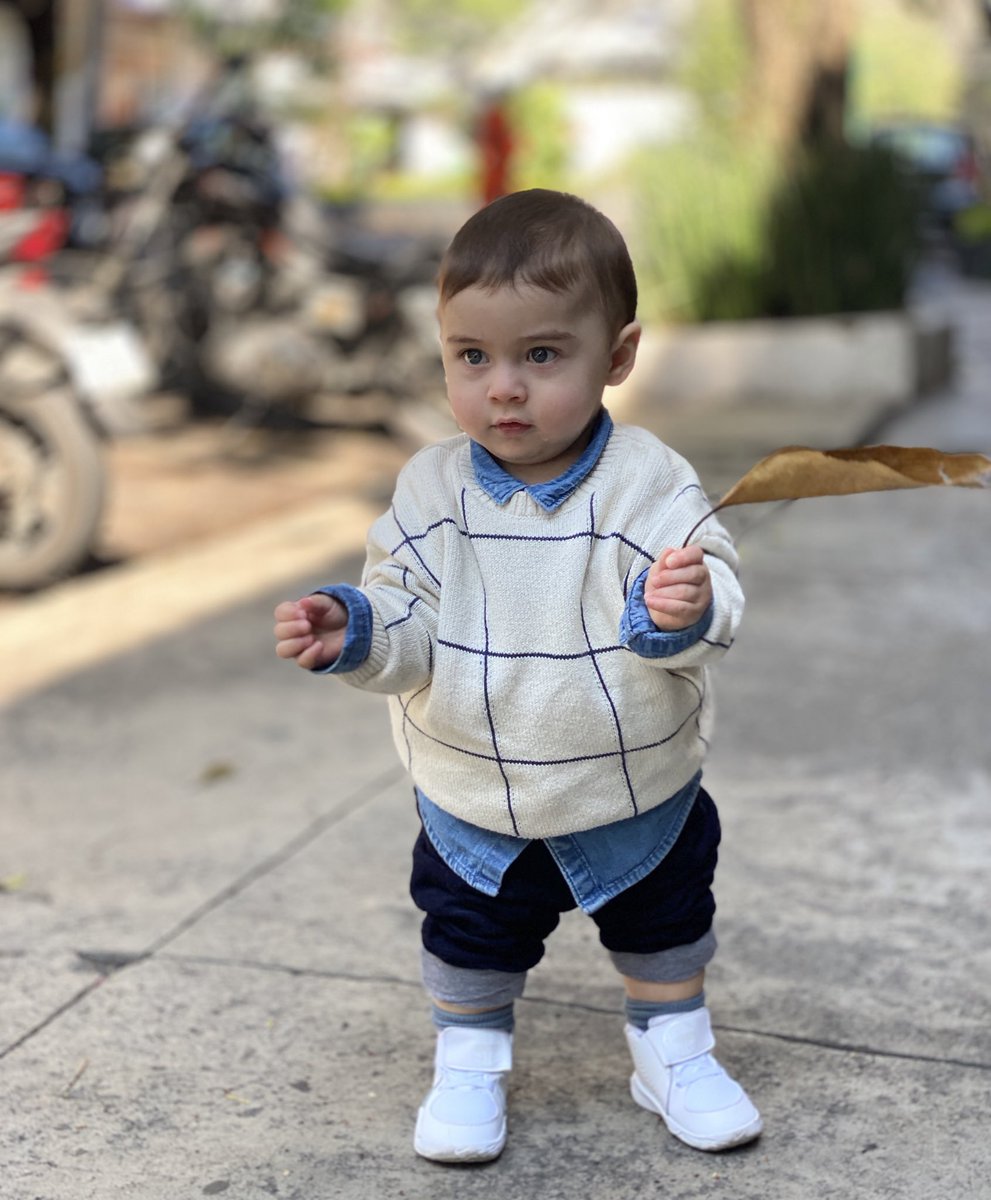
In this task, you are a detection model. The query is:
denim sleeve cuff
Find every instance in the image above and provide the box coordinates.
[311,584,373,674]
[619,567,714,658]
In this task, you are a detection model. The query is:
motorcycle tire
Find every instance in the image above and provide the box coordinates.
[0,386,106,591]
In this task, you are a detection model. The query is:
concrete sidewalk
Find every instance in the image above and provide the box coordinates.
[2,264,990,1199]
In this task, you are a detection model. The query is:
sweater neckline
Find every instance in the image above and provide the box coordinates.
[468,409,613,511]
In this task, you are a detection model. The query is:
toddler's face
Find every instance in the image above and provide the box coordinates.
[438,283,636,485]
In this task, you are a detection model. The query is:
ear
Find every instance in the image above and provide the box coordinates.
[605,321,641,387]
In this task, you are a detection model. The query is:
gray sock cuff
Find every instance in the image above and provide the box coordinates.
[421,948,528,1008]
[609,928,717,983]
[625,990,705,1030]
[431,1002,516,1033]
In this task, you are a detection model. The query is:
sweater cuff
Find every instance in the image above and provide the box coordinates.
[310,584,373,674]
[620,567,714,658]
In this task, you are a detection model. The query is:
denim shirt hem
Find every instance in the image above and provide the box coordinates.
[416,773,702,913]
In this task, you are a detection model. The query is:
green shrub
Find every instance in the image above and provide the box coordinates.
[632,136,778,323]
[632,139,920,323]
[758,143,921,317]
[508,83,571,192]
[847,2,962,131]
[954,203,991,243]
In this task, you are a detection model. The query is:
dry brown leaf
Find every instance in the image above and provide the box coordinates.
[684,444,991,544]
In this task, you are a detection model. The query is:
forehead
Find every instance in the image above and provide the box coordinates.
[438,282,595,332]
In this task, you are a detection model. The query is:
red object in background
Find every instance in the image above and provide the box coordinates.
[0,173,26,210]
[0,171,70,284]
[954,145,980,187]
[11,208,68,262]
[478,101,514,205]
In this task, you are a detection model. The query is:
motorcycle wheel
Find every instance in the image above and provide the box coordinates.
[0,381,106,592]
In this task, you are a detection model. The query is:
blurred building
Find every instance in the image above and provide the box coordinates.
[338,0,696,180]
[6,0,987,195]
[1,1,61,130]
[1,0,277,152]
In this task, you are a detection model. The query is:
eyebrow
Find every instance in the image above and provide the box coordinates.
[445,330,578,344]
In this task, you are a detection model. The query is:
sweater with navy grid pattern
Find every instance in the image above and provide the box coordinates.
[339,421,744,839]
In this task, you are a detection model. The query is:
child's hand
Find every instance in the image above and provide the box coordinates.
[643,545,713,632]
[273,593,349,670]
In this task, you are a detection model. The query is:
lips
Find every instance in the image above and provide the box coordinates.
[494,420,532,434]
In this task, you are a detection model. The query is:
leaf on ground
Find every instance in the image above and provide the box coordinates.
[684,444,991,543]
[75,949,149,972]
[199,760,236,785]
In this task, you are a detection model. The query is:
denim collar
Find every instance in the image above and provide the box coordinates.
[469,408,613,512]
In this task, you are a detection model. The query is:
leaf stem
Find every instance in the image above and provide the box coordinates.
[682,504,724,548]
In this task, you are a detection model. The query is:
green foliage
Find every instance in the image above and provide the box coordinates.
[178,0,345,59]
[674,0,750,139]
[848,3,962,130]
[508,83,571,192]
[954,203,991,243]
[349,81,572,206]
[633,139,920,323]
[324,111,399,200]
[362,168,474,203]
[632,0,926,322]
[758,143,921,317]
[632,137,778,323]
[390,0,527,54]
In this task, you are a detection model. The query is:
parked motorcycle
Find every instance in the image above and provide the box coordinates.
[0,144,154,591]
[95,61,447,435]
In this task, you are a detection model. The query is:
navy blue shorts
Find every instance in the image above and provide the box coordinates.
[410,787,721,974]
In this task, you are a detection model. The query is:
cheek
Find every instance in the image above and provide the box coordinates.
[540,386,597,431]
[446,388,478,428]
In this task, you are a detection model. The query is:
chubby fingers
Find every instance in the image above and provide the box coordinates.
[645,545,712,630]
[648,544,707,590]
[660,543,704,572]
[292,639,330,669]
[274,599,317,661]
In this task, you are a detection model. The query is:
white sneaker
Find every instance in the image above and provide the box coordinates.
[413,1026,512,1163]
[625,1007,762,1151]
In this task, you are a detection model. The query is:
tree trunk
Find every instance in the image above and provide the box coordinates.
[739,0,858,149]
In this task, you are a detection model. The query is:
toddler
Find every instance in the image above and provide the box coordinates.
[273,189,761,1161]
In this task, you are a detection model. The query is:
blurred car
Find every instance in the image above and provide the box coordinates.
[868,119,982,231]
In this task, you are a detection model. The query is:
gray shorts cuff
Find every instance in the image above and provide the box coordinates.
[608,928,717,983]
[421,948,528,1007]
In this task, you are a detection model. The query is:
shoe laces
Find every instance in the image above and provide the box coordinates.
[438,1066,503,1093]
[672,1052,721,1088]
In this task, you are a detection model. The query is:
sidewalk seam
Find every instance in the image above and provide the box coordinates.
[0,764,404,1061]
[127,953,991,1076]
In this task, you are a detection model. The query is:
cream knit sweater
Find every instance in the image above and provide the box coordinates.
[340,421,744,838]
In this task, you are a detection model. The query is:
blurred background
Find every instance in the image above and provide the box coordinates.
[1,0,990,600]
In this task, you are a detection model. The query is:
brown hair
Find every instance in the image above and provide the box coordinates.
[438,189,637,335]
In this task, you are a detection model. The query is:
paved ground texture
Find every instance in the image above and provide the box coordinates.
[1,260,990,1199]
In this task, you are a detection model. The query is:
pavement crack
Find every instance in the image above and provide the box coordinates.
[0,765,404,1061]
[714,1023,991,1074]
[156,951,422,993]
[532,996,991,1073]
[0,978,106,1062]
[142,956,991,1075]
[138,763,405,961]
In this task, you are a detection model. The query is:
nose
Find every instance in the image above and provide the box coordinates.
[487,360,525,403]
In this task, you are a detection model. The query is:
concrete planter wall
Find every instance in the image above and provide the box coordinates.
[628,311,954,409]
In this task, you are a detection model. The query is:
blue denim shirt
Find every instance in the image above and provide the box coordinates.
[317,408,714,912]
[416,773,701,914]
